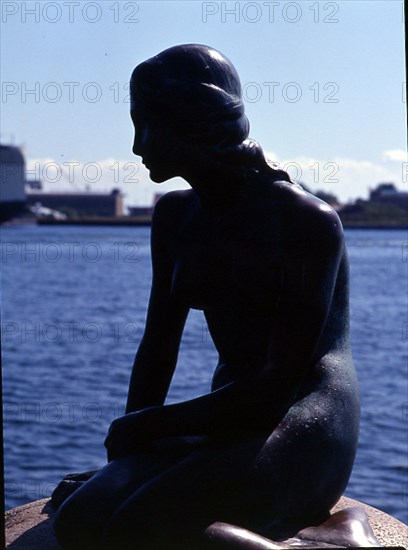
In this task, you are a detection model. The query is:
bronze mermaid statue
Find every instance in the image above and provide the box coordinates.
[53,44,361,549]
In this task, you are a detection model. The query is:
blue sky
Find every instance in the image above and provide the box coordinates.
[1,0,406,206]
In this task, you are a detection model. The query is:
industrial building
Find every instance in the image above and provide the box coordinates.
[369,183,408,211]
[0,144,28,221]
[0,143,124,222]
[26,188,123,217]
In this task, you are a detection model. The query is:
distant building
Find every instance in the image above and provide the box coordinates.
[128,193,168,217]
[26,178,42,190]
[1,144,126,222]
[369,183,408,211]
[128,206,153,217]
[0,144,28,221]
[26,188,123,217]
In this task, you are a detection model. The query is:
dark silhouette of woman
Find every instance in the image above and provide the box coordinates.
[54,44,360,550]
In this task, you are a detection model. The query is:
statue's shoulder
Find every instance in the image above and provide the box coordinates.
[152,189,196,236]
[154,189,194,208]
[153,189,194,216]
[270,181,343,244]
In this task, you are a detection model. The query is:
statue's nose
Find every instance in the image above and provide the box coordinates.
[133,125,149,156]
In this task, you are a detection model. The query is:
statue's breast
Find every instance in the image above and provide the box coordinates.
[170,214,285,313]
[170,238,231,309]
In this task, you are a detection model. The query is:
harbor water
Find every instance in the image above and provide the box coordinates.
[1,224,407,523]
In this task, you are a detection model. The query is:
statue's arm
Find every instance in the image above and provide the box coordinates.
[125,194,189,414]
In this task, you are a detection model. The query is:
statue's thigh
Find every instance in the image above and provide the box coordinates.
[251,408,356,526]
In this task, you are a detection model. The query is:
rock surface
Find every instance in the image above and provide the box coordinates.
[5,499,61,549]
[331,497,407,547]
[5,495,408,549]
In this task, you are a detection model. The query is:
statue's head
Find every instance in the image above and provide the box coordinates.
[130,44,292,185]
[130,44,250,150]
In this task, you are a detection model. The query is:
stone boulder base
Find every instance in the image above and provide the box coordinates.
[5,496,408,549]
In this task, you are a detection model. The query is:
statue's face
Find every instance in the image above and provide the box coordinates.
[131,109,182,183]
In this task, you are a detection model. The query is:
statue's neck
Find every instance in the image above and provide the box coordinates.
[181,151,260,210]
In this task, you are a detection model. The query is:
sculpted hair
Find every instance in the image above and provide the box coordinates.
[130,44,292,182]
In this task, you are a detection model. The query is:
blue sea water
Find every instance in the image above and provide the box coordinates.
[1,225,407,524]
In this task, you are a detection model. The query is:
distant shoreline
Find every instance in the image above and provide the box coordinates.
[34,217,408,229]
[37,216,152,226]
[1,215,407,229]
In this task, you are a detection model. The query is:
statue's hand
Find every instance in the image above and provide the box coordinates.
[104,407,159,461]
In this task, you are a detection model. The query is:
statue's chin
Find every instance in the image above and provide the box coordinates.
[148,167,178,184]
[147,170,166,184]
